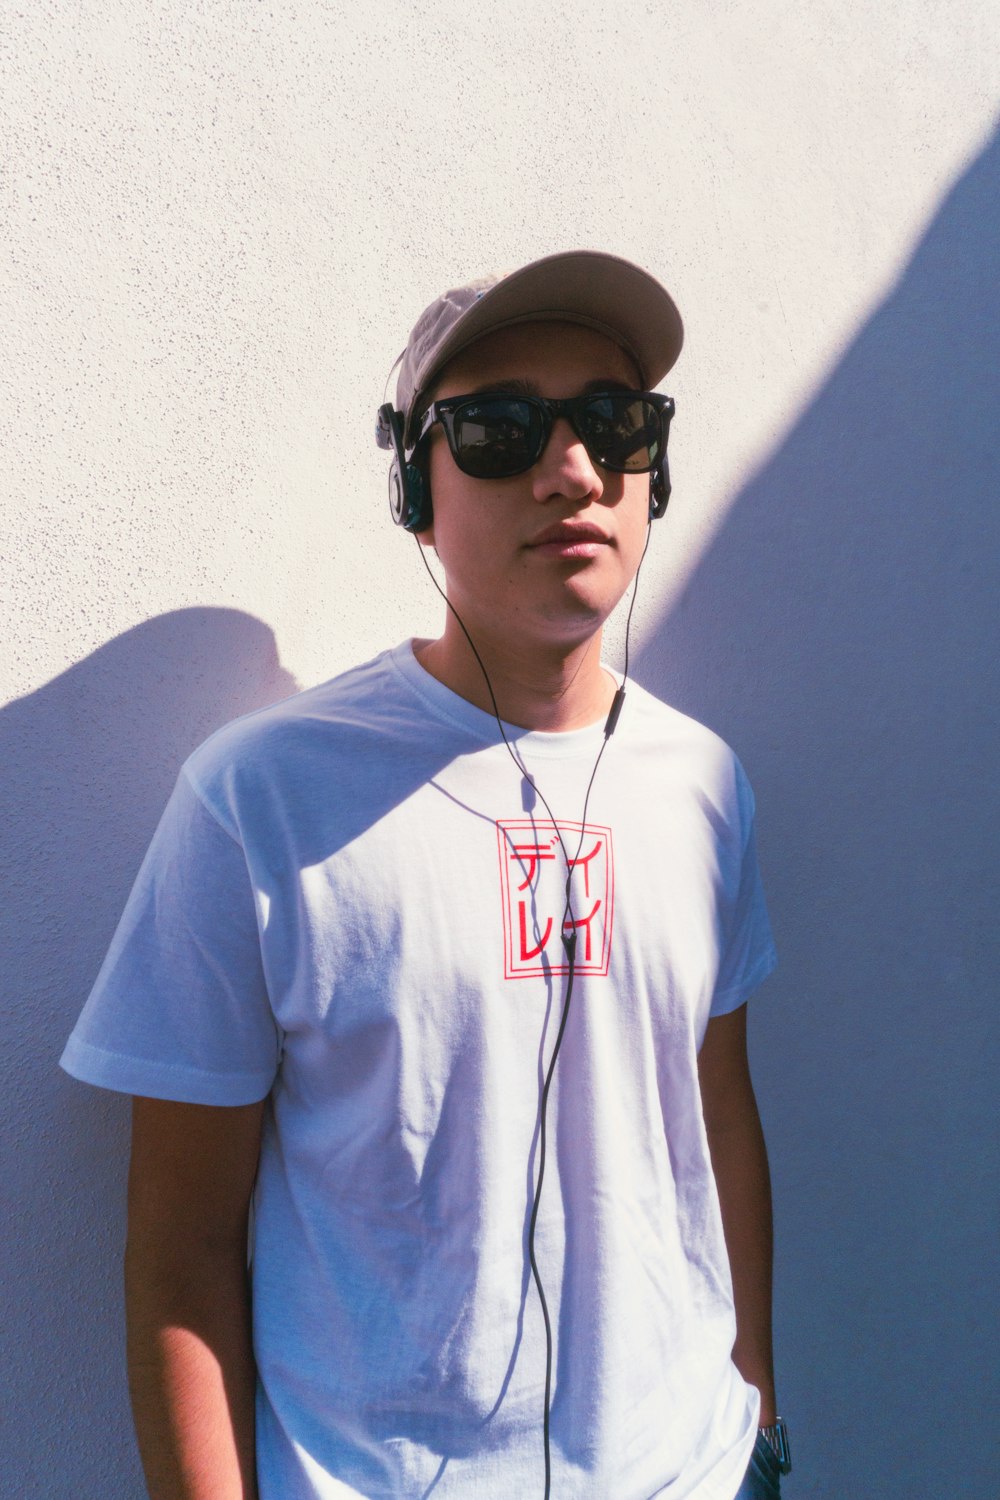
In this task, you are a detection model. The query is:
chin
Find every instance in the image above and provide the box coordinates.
[530,595,618,646]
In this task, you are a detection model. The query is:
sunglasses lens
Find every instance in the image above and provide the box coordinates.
[578,396,661,472]
[452,399,541,478]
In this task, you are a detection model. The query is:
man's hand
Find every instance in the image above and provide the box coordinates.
[698,1005,778,1425]
[125,1096,265,1500]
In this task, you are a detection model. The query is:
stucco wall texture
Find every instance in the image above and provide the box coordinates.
[3,4,998,1495]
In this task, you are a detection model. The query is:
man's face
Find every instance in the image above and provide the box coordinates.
[420,321,652,654]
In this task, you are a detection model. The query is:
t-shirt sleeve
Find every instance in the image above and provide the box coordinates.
[60,768,280,1104]
[709,769,777,1018]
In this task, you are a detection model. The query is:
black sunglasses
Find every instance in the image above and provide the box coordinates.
[414,389,675,481]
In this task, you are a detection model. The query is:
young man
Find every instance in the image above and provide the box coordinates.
[62,250,789,1499]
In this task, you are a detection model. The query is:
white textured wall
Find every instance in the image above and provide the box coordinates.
[3,4,997,1495]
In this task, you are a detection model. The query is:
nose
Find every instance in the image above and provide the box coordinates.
[531,416,604,504]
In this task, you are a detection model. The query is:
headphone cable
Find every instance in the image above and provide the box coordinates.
[414,521,651,1497]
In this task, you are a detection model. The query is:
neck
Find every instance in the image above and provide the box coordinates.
[415,618,615,732]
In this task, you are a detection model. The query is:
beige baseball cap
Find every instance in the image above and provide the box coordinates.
[395,249,683,447]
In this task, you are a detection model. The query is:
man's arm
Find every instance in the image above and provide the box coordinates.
[125,1096,265,1500]
[697,1003,778,1424]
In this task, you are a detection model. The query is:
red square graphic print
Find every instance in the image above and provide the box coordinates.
[496,819,615,979]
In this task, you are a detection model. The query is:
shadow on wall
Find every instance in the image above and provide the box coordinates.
[1,608,297,1497]
[635,129,1000,1495]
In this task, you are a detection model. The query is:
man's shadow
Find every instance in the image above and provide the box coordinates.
[2,610,564,1497]
[635,126,1000,1494]
[1,608,298,1495]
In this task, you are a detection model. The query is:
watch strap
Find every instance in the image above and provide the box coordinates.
[758,1418,792,1474]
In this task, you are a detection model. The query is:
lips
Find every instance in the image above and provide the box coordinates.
[526,521,611,549]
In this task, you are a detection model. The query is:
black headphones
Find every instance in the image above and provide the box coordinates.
[376,403,433,532]
[376,399,673,532]
[376,377,668,1500]
[649,447,672,520]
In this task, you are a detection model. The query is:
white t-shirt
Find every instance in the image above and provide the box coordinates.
[62,641,777,1500]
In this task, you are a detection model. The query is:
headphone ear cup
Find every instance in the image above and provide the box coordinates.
[381,401,433,532]
[403,462,432,532]
[649,455,671,520]
[388,460,407,526]
[388,457,433,532]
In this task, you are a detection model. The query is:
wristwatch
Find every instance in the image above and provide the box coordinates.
[758,1419,792,1474]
